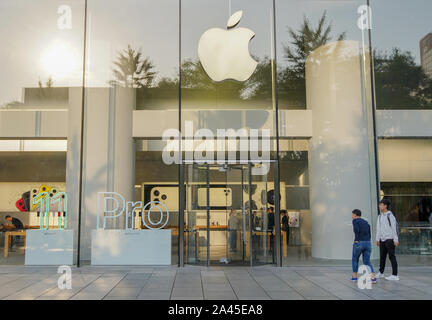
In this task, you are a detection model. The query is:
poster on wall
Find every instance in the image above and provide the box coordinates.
[288,211,300,227]
[13,184,65,212]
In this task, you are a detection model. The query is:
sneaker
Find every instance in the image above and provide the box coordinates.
[371,278,377,284]
[350,277,358,282]
[375,272,385,279]
[385,275,400,281]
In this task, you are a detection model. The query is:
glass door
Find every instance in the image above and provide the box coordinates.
[183,162,277,266]
[247,163,276,266]
[224,165,249,265]
[184,163,209,265]
[184,163,250,266]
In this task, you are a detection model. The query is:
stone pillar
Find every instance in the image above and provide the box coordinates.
[306,40,378,260]
[66,87,83,265]
[78,86,135,261]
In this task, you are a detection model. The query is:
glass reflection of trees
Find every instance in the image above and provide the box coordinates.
[374,49,432,109]
[107,12,432,111]
[279,12,345,109]
[110,45,156,89]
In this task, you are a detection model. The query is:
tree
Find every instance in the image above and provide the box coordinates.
[181,59,244,102]
[110,45,156,88]
[244,56,273,102]
[279,11,346,108]
[374,48,432,109]
[283,11,345,76]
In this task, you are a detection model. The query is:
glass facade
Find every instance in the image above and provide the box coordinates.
[0,0,431,267]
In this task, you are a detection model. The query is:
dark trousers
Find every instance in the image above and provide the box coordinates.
[269,230,275,263]
[228,230,237,251]
[379,239,398,276]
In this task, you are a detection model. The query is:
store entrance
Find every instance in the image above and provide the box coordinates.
[184,163,276,266]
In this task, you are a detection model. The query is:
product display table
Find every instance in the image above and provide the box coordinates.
[3,230,26,258]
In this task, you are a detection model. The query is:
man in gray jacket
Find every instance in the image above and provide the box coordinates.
[376,199,399,281]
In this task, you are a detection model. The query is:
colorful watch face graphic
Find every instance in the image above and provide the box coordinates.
[14,185,67,230]
[31,184,52,211]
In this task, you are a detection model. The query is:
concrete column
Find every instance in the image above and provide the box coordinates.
[65,87,83,265]
[78,86,135,261]
[306,40,378,260]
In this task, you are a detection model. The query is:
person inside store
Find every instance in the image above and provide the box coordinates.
[3,215,24,251]
[267,207,275,263]
[228,209,239,252]
[281,209,290,245]
[405,203,420,222]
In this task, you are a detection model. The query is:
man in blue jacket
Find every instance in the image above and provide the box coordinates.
[351,209,377,283]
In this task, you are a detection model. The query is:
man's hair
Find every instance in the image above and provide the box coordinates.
[280,209,287,214]
[352,209,361,217]
[380,199,391,209]
[5,215,11,219]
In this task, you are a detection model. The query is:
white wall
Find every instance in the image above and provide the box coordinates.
[133,109,313,138]
[376,110,432,138]
[379,139,432,182]
[0,110,67,138]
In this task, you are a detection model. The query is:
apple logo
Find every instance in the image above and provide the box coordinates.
[198,10,258,82]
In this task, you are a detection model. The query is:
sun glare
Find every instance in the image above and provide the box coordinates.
[41,40,78,80]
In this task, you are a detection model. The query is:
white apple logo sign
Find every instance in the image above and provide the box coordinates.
[198,10,258,82]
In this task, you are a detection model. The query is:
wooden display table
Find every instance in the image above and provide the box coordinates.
[3,230,26,258]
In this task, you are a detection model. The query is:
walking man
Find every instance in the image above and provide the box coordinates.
[351,209,376,283]
[376,199,399,281]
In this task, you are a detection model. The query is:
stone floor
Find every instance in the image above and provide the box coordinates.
[0,265,431,300]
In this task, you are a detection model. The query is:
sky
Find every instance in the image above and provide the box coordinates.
[0,0,431,106]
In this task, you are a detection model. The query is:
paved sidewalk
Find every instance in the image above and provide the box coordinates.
[0,265,431,300]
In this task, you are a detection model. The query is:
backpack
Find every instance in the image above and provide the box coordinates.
[386,212,399,237]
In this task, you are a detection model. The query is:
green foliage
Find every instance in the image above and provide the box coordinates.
[283,11,346,75]
[123,12,432,110]
[279,11,345,108]
[111,45,156,88]
[374,48,432,109]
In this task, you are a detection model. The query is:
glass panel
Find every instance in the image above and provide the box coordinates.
[276,0,370,110]
[277,0,378,266]
[249,163,276,265]
[279,140,311,264]
[378,139,432,264]
[0,0,84,266]
[135,140,180,265]
[226,165,249,265]
[181,0,280,266]
[181,0,276,133]
[370,0,432,109]
[81,0,179,265]
[184,164,208,265]
[184,164,253,266]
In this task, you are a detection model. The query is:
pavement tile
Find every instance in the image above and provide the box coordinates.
[0,265,431,300]
[266,291,306,300]
[137,290,171,300]
[116,279,148,287]
[106,287,141,297]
